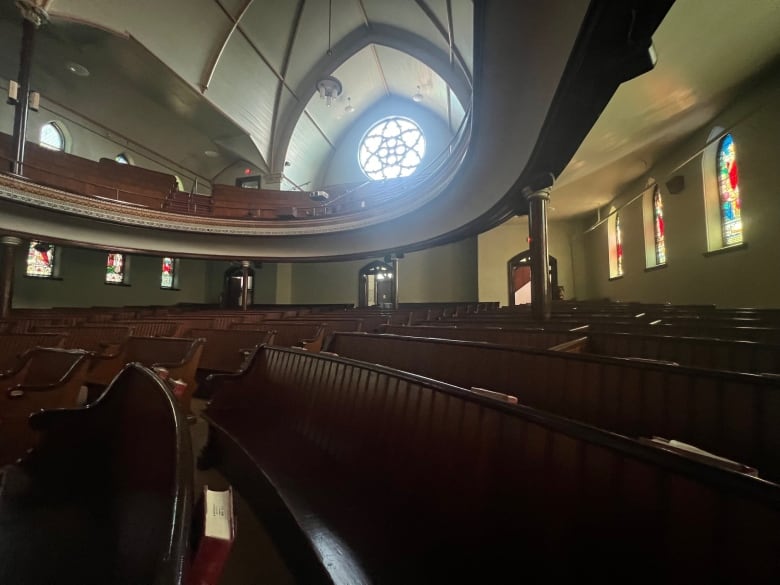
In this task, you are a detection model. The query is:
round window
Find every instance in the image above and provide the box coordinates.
[358,116,426,180]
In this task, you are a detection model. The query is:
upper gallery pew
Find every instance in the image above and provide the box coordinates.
[0,133,177,208]
[0,363,194,585]
[0,347,93,465]
[202,346,780,583]
[210,184,327,219]
[324,332,780,483]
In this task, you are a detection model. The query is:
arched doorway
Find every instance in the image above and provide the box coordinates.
[222,265,255,308]
[507,251,558,306]
[358,261,395,308]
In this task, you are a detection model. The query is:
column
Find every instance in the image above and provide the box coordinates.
[391,256,400,310]
[10,2,50,174]
[0,236,23,320]
[524,187,552,321]
[240,260,250,311]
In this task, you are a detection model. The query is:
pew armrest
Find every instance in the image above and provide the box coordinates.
[548,336,589,353]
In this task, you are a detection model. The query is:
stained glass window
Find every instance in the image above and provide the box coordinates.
[717,133,742,246]
[358,116,426,180]
[40,122,65,151]
[615,213,624,276]
[653,186,666,265]
[105,253,126,284]
[26,241,56,278]
[161,257,176,289]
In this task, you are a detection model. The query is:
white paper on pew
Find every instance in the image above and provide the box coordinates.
[470,387,518,405]
[641,436,759,477]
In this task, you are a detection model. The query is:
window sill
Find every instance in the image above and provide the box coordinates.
[24,275,63,281]
[703,242,747,257]
[644,263,668,273]
[104,282,131,287]
[608,275,624,282]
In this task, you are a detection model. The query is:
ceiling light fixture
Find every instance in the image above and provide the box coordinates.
[412,85,423,102]
[317,76,342,107]
[344,97,354,113]
[66,62,89,77]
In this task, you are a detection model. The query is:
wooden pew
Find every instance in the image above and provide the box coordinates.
[186,328,274,373]
[381,324,581,349]
[230,322,323,348]
[202,346,780,583]
[0,363,193,585]
[0,347,93,465]
[0,332,67,373]
[324,332,780,483]
[84,336,204,415]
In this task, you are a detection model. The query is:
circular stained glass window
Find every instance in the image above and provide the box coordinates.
[358,116,426,180]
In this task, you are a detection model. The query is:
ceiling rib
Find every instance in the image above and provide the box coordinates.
[445,0,454,132]
[355,0,370,27]
[200,0,255,92]
[270,0,306,169]
[371,45,391,96]
[413,0,472,86]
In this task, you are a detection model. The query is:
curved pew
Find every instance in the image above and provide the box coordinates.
[186,328,274,373]
[0,363,193,585]
[0,348,93,465]
[0,333,67,373]
[324,332,780,484]
[202,346,780,583]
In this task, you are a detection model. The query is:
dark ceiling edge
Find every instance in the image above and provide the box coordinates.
[377,0,678,259]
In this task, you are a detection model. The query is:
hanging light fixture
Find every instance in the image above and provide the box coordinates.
[316,0,342,107]
[412,85,423,102]
[344,96,354,113]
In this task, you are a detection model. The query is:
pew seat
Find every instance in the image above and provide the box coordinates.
[202,346,780,584]
[0,363,193,585]
[0,348,93,465]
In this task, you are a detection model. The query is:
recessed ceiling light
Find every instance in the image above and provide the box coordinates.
[204,150,219,158]
[66,62,89,77]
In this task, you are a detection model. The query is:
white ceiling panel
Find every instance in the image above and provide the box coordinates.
[283,0,367,92]
[51,0,227,88]
[306,46,387,144]
[285,114,333,189]
[361,0,449,57]
[239,0,304,76]
[207,33,280,164]
[451,0,474,76]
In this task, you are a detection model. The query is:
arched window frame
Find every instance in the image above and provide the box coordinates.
[25,240,60,279]
[702,128,744,251]
[607,207,623,279]
[642,183,667,268]
[39,121,67,152]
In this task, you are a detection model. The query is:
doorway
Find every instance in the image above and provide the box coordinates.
[507,251,558,306]
[222,265,255,308]
[358,261,395,308]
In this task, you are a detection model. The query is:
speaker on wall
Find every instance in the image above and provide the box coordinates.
[666,175,685,194]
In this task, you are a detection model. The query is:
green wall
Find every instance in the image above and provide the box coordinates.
[572,71,780,307]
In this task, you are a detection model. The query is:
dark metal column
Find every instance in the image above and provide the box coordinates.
[391,256,399,310]
[240,261,250,311]
[524,188,552,321]
[0,236,23,320]
[10,2,48,175]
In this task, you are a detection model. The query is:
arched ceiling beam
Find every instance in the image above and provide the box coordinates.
[413,0,472,87]
[271,24,472,174]
[200,0,255,92]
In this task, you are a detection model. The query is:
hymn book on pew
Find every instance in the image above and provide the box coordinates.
[640,437,759,477]
[189,486,236,585]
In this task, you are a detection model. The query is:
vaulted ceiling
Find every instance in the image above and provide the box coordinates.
[2,1,776,261]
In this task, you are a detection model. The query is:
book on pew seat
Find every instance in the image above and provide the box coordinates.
[640,437,759,477]
[470,387,518,405]
[189,486,236,585]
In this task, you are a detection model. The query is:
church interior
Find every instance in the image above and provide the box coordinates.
[0,0,779,583]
